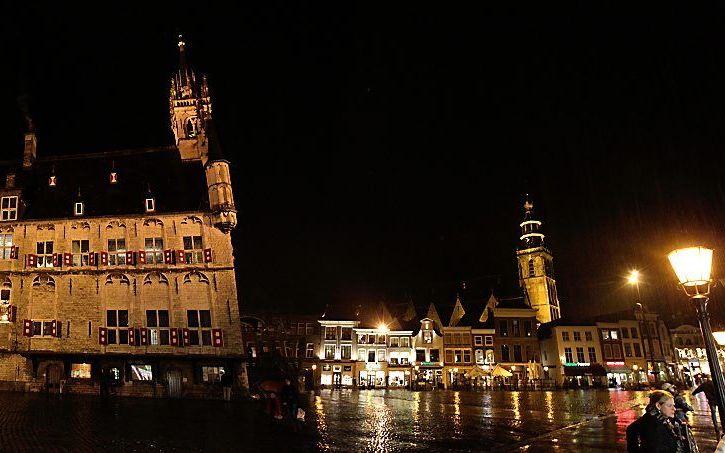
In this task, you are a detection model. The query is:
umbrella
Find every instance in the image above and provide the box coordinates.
[491,365,513,378]
[465,366,489,379]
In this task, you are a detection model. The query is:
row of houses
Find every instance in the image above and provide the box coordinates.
[242,296,712,390]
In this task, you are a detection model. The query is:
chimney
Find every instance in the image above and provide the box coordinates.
[23,132,37,169]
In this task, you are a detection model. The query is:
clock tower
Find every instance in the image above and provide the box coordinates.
[516,195,561,323]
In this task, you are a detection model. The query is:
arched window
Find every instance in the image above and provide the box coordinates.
[528,259,535,277]
[185,117,198,138]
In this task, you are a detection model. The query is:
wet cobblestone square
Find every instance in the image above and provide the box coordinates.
[0,389,719,452]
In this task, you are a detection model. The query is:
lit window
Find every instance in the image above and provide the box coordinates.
[400,337,410,347]
[145,198,155,213]
[108,239,126,265]
[182,235,203,264]
[0,289,11,323]
[71,363,92,379]
[74,202,84,216]
[130,364,153,381]
[573,331,581,342]
[72,240,89,266]
[145,237,164,264]
[306,343,314,358]
[561,331,570,341]
[201,366,225,383]
[484,336,494,346]
[0,234,13,259]
[1,196,18,221]
[325,345,336,359]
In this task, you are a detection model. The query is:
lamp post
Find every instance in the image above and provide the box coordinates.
[628,270,656,381]
[668,246,725,428]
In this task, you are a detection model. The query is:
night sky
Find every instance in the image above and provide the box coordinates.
[3,3,725,325]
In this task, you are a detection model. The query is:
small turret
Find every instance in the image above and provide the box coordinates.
[204,119,237,233]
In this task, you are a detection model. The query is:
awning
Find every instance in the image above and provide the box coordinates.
[491,365,513,378]
[564,364,607,377]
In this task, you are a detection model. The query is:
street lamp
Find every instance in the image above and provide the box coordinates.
[668,246,725,427]
[628,270,656,382]
[627,270,641,300]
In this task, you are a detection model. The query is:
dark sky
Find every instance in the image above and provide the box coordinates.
[3,3,725,325]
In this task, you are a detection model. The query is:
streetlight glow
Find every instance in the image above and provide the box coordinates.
[627,270,640,285]
[377,323,389,333]
[668,246,713,288]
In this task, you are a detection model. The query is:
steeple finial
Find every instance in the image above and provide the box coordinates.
[519,194,544,249]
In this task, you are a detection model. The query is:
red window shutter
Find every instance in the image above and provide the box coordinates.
[140,327,148,345]
[64,253,72,266]
[138,251,146,265]
[51,320,57,337]
[170,328,179,346]
[23,319,32,337]
[56,320,62,338]
[100,251,108,266]
[52,253,59,267]
[10,246,17,259]
[182,328,190,346]
[204,248,212,263]
[212,329,224,347]
[99,327,108,345]
[125,251,135,266]
[89,252,97,266]
[164,249,173,264]
[10,306,16,323]
[128,328,136,346]
[177,250,185,264]
[27,254,36,268]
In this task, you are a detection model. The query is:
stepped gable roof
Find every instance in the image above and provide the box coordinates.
[16,147,208,219]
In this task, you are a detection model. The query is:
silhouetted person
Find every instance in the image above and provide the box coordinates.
[221,370,233,401]
[99,368,110,398]
[693,377,721,438]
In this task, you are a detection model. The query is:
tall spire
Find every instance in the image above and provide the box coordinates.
[519,194,544,249]
[176,34,195,99]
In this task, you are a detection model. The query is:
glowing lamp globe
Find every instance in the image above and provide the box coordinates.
[668,247,713,289]
[713,331,725,347]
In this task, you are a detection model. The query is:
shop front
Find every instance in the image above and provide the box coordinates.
[562,363,607,388]
[357,361,388,388]
[413,362,443,390]
[605,361,631,387]
[320,362,355,387]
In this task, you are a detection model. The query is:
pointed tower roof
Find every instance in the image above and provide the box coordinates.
[449,294,466,327]
[519,194,545,249]
[425,302,443,329]
[175,34,195,98]
[205,118,225,164]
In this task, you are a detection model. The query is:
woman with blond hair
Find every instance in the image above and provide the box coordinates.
[627,390,685,452]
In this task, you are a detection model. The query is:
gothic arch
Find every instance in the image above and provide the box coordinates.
[183,270,209,284]
[105,273,130,285]
[105,220,127,229]
[36,224,55,231]
[0,226,14,233]
[71,221,91,230]
[2,276,11,288]
[32,275,56,288]
[143,218,164,227]
[143,271,169,285]
[180,216,203,225]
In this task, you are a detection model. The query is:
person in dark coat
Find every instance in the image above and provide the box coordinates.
[220,370,233,401]
[693,377,721,438]
[281,378,299,429]
[662,383,694,423]
[627,390,685,453]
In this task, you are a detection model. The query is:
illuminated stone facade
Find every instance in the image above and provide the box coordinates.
[516,196,561,324]
[0,37,242,397]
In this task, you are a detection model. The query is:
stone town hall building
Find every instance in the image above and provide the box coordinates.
[0,37,242,397]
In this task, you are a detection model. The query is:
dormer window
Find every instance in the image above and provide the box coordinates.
[49,175,57,187]
[110,172,118,184]
[145,198,155,213]
[74,202,84,216]
[1,196,18,221]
